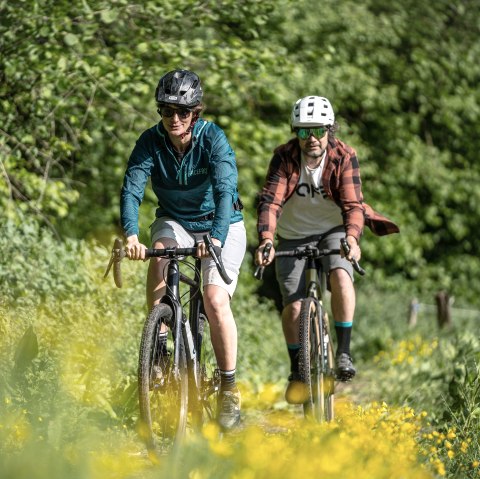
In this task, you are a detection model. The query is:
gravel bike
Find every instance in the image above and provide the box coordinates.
[104,234,232,454]
[254,238,365,422]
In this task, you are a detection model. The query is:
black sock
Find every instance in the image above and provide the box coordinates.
[335,322,352,356]
[220,369,236,391]
[287,344,301,373]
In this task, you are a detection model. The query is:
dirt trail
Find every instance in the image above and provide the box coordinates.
[238,375,380,435]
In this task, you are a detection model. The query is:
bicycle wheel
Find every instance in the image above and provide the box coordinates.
[299,297,335,422]
[138,303,188,453]
[192,313,220,429]
[320,309,335,421]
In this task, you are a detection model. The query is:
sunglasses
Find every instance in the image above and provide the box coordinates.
[159,106,193,119]
[295,127,327,140]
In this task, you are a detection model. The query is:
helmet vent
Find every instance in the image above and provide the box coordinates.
[290,95,335,127]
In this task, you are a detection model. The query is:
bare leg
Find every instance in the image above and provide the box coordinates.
[281,300,302,344]
[203,284,237,371]
[329,267,357,379]
[329,268,355,323]
[146,238,177,336]
[146,238,177,310]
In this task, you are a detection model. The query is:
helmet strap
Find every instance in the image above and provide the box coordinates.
[180,111,200,140]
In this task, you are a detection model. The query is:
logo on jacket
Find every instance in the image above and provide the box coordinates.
[191,167,208,176]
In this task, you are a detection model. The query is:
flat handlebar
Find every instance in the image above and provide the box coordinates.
[104,234,232,288]
[254,239,366,280]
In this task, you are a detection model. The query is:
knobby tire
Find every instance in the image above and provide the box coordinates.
[298,297,335,422]
[138,303,188,454]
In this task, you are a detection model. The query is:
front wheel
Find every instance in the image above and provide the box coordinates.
[298,297,335,422]
[138,304,188,454]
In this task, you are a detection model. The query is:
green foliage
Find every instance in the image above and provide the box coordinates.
[1,1,480,472]
[2,0,480,302]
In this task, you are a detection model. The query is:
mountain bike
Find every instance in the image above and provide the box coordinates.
[104,234,232,455]
[254,238,365,423]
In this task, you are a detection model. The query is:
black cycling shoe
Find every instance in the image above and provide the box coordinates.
[285,372,308,404]
[335,353,356,382]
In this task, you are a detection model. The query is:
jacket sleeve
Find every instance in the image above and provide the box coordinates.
[256,152,289,243]
[208,125,238,245]
[337,152,365,241]
[120,133,154,237]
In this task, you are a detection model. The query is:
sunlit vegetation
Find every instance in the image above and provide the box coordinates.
[1,221,479,478]
[2,0,480,477]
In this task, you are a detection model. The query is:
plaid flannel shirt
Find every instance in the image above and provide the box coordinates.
[257,136,399,243]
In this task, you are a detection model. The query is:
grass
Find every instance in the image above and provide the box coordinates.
[1,232,479,478]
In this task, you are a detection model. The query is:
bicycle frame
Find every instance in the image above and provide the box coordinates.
[159,254,203,389]
[105,234,230,452]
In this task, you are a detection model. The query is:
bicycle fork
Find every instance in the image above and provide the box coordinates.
[162,259,200,387]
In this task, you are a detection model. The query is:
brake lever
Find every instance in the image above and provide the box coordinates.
[203,234,232,285]
[254,243,272,280]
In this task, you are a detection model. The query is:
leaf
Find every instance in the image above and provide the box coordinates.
[14,325,39,372]
[100,9,118,24]
[63,33,79,46]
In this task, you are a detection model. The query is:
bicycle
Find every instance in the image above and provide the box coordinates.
[104,234,232,454]
[254,238,365,423]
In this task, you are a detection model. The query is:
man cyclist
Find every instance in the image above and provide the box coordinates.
[255,95,398,403]
[120,69,246,429]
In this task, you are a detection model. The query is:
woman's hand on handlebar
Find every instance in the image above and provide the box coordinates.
[197,236,221,259]
[255,240,275,266]
[125,235,148,261]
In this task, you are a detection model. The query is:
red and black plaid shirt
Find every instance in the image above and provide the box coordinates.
[257,136,399,243]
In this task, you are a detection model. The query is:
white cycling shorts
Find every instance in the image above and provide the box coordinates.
[150,217,246,298]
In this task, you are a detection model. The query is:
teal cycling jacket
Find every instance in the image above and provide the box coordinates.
[120,118,242,245]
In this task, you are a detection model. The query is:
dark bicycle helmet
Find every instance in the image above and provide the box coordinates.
[155,69,203,107]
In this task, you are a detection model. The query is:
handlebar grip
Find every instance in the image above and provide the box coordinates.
[203,234,232,285]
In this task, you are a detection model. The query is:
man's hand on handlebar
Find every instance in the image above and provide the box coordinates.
[255,240,275,266]
[341,235,361,263]
[125,234,148,261]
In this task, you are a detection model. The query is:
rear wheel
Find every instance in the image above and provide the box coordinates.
[299,298,335,422]
[138,304,188,454]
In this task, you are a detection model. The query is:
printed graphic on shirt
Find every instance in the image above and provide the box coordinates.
[295,182,328,199]
[277,155,342,239]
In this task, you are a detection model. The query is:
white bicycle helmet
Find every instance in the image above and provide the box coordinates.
[291,96,335,127]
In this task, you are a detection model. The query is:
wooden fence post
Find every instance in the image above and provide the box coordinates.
[408,298,419,327]
[435,291,452,329]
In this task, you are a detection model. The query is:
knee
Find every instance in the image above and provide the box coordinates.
[283,301,302,321]
[330,268,353,290]
[204,289,231,318]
